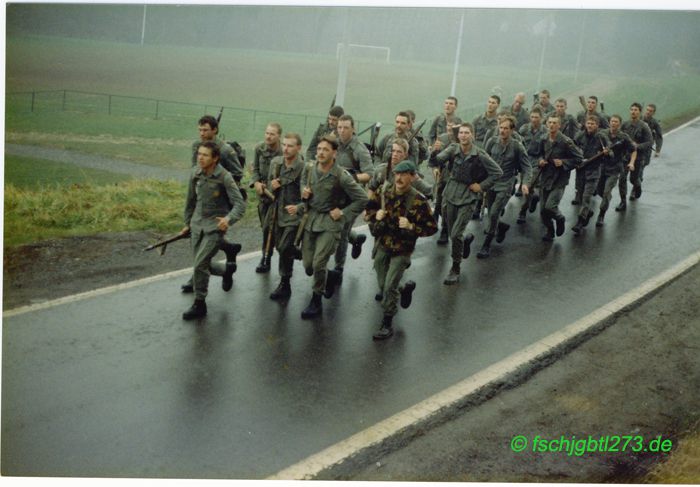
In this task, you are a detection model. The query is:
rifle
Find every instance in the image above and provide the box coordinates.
[576,140,622,170]
[330,95,337,110]
[264,162,282,258]
[409,118,428,144]
[293,163,314,249]
[248,181,276,201]
[143,229,191,255]
[368,122,382,158]
[216,106,224,125]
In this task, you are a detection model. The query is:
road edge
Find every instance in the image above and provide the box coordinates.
[268,250,700,480]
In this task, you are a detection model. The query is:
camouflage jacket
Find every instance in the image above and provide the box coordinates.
[366,186,437,256]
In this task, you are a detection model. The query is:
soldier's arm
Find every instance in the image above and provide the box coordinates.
[637,123,654,152]
[517,142,533,186]
[183,170,197,227]
[354,140,374,179]
[223,172,246,225]
[411,176,433,200]
[477,152,504,192]
[407,139,420,164]
[429,143,454,169]
[408,196,438,238]
[338,171,370,223]
[561,139,584,170]
[428,116,439,145]
[251,145,264,182]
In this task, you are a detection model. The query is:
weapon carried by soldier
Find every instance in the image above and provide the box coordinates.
[143,229,191,255]
[576,139,623,170]
[263,162,283,262]
[293,162,314,256]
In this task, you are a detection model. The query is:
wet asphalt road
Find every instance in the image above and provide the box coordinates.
[2,120,699,478]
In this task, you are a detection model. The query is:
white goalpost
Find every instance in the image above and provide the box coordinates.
[336,43,391,64]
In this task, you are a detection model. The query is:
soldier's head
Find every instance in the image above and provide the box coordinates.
[585,115,600,134]
[530,107,543,128]
[393,160,417,194]
[629,102,642,120]
[513,92,526,109]
[487,95,501,114]
[586,96,599,113]
[316,135,338,165]
[539,89,551,106]
[395,112,411,136]
[444,96,458,114]
[337,115,355,143]
[391,139,409,166]
[458,123,474,146]
[546,115,561,135]
[645,104,657,118]
[499,117,516,141]
[609,114,623,132]
[198,115,219,141]
[265,123,282,148]
[555,98,568,116]
[328,106,345,129]
[196,141,220,172]
[283,133,302,160]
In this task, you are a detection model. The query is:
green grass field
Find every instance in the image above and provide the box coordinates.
[4,154,133,188]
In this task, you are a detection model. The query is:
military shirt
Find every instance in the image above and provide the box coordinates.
[534,132,583,190]
[518,123,546,158]
[267,154,305,228]
[306,122,337,162]
[472,113,498,148]
[601,129,637,176]
[375,132,420,165]
[574,130,613,178]
[621,119,653,157]
[252,142,283,184]
[435,143,503,206]
[535,102,556,117]
[297,161,369,233]
[428,114,463,145]
[336,135,374,179]
[576,110,610,129]
[191,138,243,181]
[509,105,530,130]
[184,164,245,234]
[368,161,433,197]
[484,137,532,192]
[483,126,523,147]
[643,116,663,153]
[366,186,437,256]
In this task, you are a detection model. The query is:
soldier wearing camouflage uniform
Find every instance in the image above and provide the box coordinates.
[428,96,463,145]
[291,136,368,320]
[333,114,374,277]
[599,114,637,225]
[252,123,283,273]
[619,102,653,206]
[181,141,246,320]
[375,111,420,165]
[479,116,532,258]
[306,105,344,162]
[366,160,437,340]
[534,115,583,241]
[431,123,503,285]
[267,133,306,301]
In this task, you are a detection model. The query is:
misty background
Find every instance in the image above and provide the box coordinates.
[6,5,700,76]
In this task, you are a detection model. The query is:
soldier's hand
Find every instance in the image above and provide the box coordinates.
[521,184,530,197]
[286,205,298,216]
[538,159,548,167]
[181,226,191,236]
[329,208,343,221]
[271,179,281,191]
[433,140,443,151]
[216,217,230,232]
[433,168,440,180]
[302,186,312,200]
[654,151,660,158]
[254,181,265,195]
[468,183,482,193]
[553,158,563,167]
[603,147,610,155]
[398,217,413,230]
[375,209,386,221]
[627,163,635,171]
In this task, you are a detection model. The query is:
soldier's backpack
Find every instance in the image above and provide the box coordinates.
[227,140,246,167]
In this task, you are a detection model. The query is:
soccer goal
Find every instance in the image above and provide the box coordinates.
[336,43,391,64]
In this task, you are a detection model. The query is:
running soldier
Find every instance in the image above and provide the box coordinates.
[472,95,501,148]
[516,107,546,224]
[290,136,368,319]
[599,115,637,225]
[429,123,459,245]
[267,133,306,301]
[306,105,344,162]
[431,123,503,285]
[643,103,663,158]
[181,141,246,320]
[369,139,432,199]
[508,92,530,130]
[554,98,580,140]
[576,96,609,129]
[429,96,463,145]
[619,102,653,204]
[366,160,437,340]
[252,123,283,273]
[405,109,430,167]
[375,111,420,164]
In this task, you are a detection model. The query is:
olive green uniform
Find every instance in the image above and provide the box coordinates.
[620,119,653,199]
[375,132,420,165]
[191,138,243,182]
[573,129,613,221]
[306,122,336,162]
[428,114,463,145]
[472,113,498,148]
[599,129,636,214]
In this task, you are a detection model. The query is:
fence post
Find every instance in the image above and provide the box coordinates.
[108,95,112,115]
[62,90,67,111]
[155,100,160,120]
[31,91,35,112]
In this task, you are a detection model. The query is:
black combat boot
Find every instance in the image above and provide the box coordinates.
[323,269,342,299]
[437,226,449,245]
[443,262,460,285]
[542,219,555,242]
[373,314,394,340]
[181,279,194,294]
[375,291,383,301]
[528,193,540,213]
[182,299,207,320]
[399,280,416,309]
[471,199,483,220]
[554,215,566,237]
[515,183,523,197]
[301,292,322,319]
[516,209,527,225]
[571,215,585,235]
[350,233,367,259]
[270,276,292,300]
[221,241,242,267]
[596,210,606,227]
[615,200,627,212]
[571,191,581,205]
[477,234,494,259]
[255,251,272,273]
[462,233,475,259]
[222,262,236,292]
[496,222,510,243]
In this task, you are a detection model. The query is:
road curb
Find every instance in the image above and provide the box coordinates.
[268,250,700,480]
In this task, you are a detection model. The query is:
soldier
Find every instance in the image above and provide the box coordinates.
[478,116,531,258]
[428,123,458,245]
[290,136,368,319]
[267,133,306,301]
[508,92,530,130]
[516,107,546,224]
[369,139,432,200]
[533,89,555,117]
[181,115,243,294]
[534,115,583,241]
[472,95,501,148]
[252,123,283,273]
[600,115,637,224]
[181,141,246,320]
[333,114,374,278]
[554,98,580,140]
[366,160,437,340]
[405,109,430,167]
[619,102,653,204]
[643,103,663,159]
[576,96,609,129]
[431,123,503,285]
[571,115,612,234]
[375,111,420,165]
[428,96,462,145]
[306,105,344,162]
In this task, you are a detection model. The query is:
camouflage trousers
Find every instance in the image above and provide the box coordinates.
[302,229,341,295]
[442,199,479,264]
[191,229,227,300]
[373,246,412,317]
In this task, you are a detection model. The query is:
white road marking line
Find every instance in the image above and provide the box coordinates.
[268,250,700,480]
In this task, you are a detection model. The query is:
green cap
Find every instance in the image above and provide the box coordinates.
[393,160,417,173]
